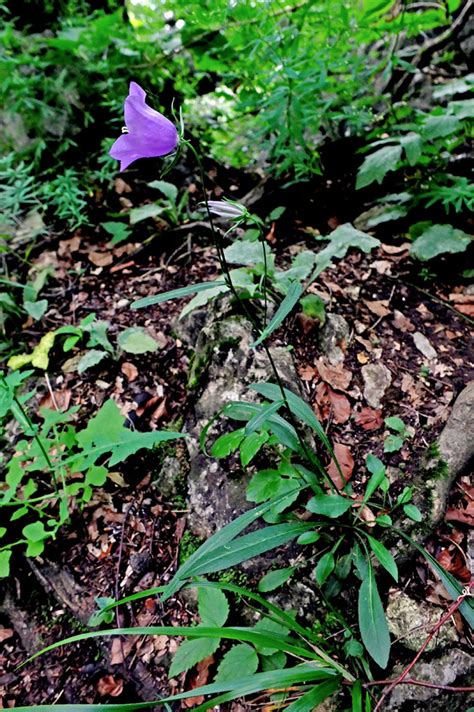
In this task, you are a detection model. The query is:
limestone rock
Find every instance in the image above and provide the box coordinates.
[386,591,459,652]
[413,331,437,361]
[361,363,392,408]
[318,314,350,365]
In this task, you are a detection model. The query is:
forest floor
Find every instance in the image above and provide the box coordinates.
[0,154,473,710]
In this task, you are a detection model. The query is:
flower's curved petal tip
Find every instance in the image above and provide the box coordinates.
[109,133,141,172]
[129,81,146,100]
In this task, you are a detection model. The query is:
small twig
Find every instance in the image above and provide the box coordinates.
[45,372,59,412]
[372,582,473,711]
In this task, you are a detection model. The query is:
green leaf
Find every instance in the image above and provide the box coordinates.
[211,429,245,458]
[117,327,159,354]
[358,570,390,668]
[285,678,341,712]
[315,552,335,586]
[24,299,48,321]
[240,431,269,466]
[253,618,290,656]
[78,349,108,374]
[102,221,131,245]
[260,650,287,671]
[312,224,381,279]
[307,494,353,518]
[258,567,296,593]
[129,203,165,225]
[300,294,326,323]
[224,239,271,266]
[247,469,300,506]
[214,644,258,683]
[0,550,11,578]
[422,114,461,140]
[22,521,48,542]
[148,180,178,203]
[364,455,386,501]
[131,280,227,310]
[410,224,471,261]
[403,504,422,522]
[245,400,284,435]
[198,586,229,627]
[400,132,422,165]
[365,535,398,581]
[72,399,183,468]
[169,637,221,677]
[448,98,474,119]
[356,145,402,189]
[251,281,303,348]
[384,416,405,434]
[383,435,403,453]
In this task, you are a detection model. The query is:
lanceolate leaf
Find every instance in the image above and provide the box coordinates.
[284,678,341,711]
[358,569,391,668]
[251,281,303,347]
[131,280,227,309]
[365,534,398,582]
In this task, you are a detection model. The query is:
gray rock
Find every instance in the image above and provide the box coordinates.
[387,648,474,710]
[184,304,301,539]
[153,456,182,499]
[361,363,392,408]
[318,314,350,365]
[413,331,437,361]
[386,591,459,652]
[424,382,474,523]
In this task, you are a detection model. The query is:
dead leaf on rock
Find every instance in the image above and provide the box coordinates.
[88,250,114,267]
[316,358,352,392]
[315,382,351,424]
[353,407,383,431]
[327,443,354,490]
[365,300,390,318]
[96,675,124,697]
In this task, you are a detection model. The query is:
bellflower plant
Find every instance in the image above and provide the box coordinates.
[109,82,179,171]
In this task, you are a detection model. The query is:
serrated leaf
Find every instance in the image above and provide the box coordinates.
[410,224,471,261]
[258,566,296,593]
[169,636,220,677]
[224,239,271,266]
[356,145,402,189]
[198,586,229,627]
[384,416,406,433]
[117,327,159,354]
[358,570,390,668]
[253,618,290,656]
[315,551,335,586]
[78,349,108,374]
[214,644,258,683]
[366,535,398,581]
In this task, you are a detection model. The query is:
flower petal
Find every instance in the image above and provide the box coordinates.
[109,133,143,172]
[129,81,146,100]
[124,94,178,156]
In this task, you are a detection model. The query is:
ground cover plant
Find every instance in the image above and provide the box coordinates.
[0,1,473,710]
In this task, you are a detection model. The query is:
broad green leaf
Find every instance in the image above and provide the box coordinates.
[356,145,402,189]
[169,637,220,677]
[0,551,11,578]
[211,429,245,458]
[365,535,398,581]
[403,504,422,522]
[260,650,287,671]
[214,644,258,683]
[315,552,335,586]
[24,300,48,321]
[433,75,474,98]
[384,416,405,433]
[148,180,178,203]
[410,224,471,261]
[224,239,271,266]
[240,431,269,466]
[258,566,296,593]
[448,98,474,119]
[72,399,183,468]
[131,280,226,310]
[102,221,131,245]
[78,349,108,374]
[358,570,390,668]
[251,281,303,348]
[400,132,422,165]
[118,327,159,354]
[129,203,165,224]
[307,494,353,518]
[198,586,229,627]
[253,618,290,656]
[312,224,381,279]
[247,469,299,505]
[300,293,326,323]
[383,435,403,453]
[422,114,461,140]
[22,521,48,542]
[285,678,341,711]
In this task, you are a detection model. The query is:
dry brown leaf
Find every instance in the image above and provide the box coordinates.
[381,242,410,254]
[114,177,132,194]
[88,251,114,267]
[353,407,383,431]
[371,259,392,275]
[315,358,352,392]
[58,236,81,256]
[121,362,138,382]
[110,637,135,665]
[315,383,350,424]
[298,364,317,381]
[96,675,124,697]
[446,501,474,526]
[38,387,72,412]
[327,443,354,490]
[182,655,215,707]
[296,313,318,335]
[0,627,14,643]
[392,310,415,332]
[365,300,390,318]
